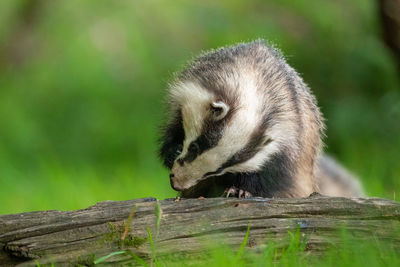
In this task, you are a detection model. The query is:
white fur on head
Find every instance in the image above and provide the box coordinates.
[169,81,214,157]
[169,69,295,190]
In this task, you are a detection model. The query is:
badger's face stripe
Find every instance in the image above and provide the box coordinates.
[220,134,272,172]
[159,110,185,169]
[203,167,224,178]
[202,115,273,179]
[181,110,234,164]
[174,81,238,166]
[182,131,220,163]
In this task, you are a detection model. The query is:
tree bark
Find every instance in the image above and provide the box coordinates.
[1,195,400,266]
[0,0,47,71]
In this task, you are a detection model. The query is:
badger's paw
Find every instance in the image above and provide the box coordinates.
[224,186,252,198]
[238,189,252,198]
[224,186,238,198]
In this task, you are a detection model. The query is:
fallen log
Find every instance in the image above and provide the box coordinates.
[1,195,400,266]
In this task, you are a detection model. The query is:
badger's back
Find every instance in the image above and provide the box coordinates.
[315,155,364,197]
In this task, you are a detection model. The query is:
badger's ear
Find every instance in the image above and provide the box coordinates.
[211,101,229,121]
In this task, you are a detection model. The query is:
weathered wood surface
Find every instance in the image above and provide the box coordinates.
[1,195,400,266]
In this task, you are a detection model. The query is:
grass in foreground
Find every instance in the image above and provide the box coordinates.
[92,226,400,267]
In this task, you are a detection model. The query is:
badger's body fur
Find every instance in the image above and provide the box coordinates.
[159,40,364,198]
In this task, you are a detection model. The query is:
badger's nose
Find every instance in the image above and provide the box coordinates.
[169,173,180,191]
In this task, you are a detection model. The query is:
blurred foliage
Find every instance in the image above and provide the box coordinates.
[0,0,399,214]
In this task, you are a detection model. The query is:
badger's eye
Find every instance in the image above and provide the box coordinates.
[188,142,200,154]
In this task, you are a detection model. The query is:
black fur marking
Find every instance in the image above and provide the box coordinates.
[232,150,295,197]
[203,167,224,178]
[182,103,237,164]
[182,150,295,198]
[159,110,185,169]
[216,112,272,172]
[181,121,223,163]
[177,158,184,166]
[249,149,295,197]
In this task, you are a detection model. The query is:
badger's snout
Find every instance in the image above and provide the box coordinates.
[169,172,189,191]
[169,173,181,191]
[169,173,180,191]
[170,160,203,191]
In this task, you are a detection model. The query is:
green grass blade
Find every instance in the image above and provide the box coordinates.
[147,227,159,266]
[94,251,126,264]
[155,200,162,238]
[124,250,150,267]
[235,224,250,261]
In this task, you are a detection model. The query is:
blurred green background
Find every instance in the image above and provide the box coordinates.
[0,0,399,214]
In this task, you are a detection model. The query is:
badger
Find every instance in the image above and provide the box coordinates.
[159,40,364,198]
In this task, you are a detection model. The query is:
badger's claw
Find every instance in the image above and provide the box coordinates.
[224,186,252,198]
[224,186,238,198]
[238,189,252,198]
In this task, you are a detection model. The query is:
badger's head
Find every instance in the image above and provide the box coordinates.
[159,41,323,193]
